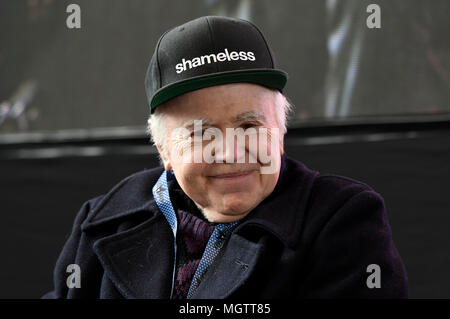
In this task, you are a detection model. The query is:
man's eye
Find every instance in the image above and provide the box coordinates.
[241,122,258,129]
[191,130,205,137]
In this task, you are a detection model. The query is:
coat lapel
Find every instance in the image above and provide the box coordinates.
[92,213,174,299]
[189,233,264,299]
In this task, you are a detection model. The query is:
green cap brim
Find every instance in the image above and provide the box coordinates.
[150,69,288,113]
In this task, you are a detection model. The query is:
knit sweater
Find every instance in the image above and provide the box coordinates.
[168,178,216,299]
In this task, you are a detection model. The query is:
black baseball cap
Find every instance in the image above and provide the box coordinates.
[145,16,288,113]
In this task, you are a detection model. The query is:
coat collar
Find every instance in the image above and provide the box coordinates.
[80,167,164,232]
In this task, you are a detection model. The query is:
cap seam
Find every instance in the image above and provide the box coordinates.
[155,28,173,90]
[204,16,219,73]
[241,19,275,68]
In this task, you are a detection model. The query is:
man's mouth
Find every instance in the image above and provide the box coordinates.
[209,170,255,179]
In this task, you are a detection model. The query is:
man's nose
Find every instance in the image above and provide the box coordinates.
[213,134,245,163]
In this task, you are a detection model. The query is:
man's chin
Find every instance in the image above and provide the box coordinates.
[202,202,255,223]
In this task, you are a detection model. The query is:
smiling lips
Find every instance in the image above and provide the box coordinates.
[210,170,255,179]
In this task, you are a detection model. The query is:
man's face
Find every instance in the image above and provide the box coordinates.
[157,83,283,223]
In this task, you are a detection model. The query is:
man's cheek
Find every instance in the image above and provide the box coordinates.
[182,165,206,186]
[257,127,281,175]
[169,127,197,165]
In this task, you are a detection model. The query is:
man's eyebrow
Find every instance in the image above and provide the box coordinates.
[181,118,213,129]
[180,112,265,128]
[234,111,266,123]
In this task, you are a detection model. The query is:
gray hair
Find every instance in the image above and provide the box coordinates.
[146,90,293,161]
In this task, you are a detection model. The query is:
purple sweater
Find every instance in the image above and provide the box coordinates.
[169,180,216,299]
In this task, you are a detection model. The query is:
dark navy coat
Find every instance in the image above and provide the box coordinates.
[43,155,408,298]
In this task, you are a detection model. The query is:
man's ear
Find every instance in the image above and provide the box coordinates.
[156,144,172,171]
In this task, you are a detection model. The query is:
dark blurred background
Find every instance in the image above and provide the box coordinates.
[0,0,449,298]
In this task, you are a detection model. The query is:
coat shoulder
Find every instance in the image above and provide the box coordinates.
[80,166,165,231]
[300,167,388,246]
[284,156,386,239]
[285,155,379,208]
[311,172,380,205]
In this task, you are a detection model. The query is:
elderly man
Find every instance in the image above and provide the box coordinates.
[44,16,408,299]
